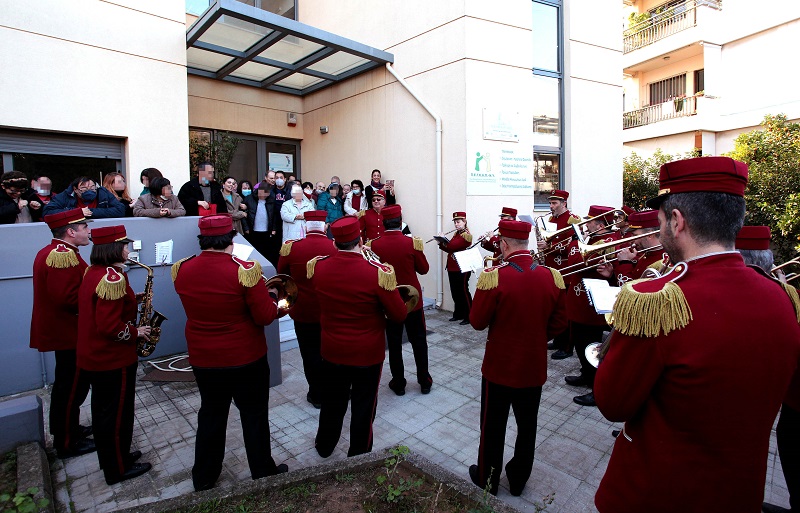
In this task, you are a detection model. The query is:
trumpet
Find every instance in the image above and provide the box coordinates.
[772,256,800,283]
[426,228,457,244]
[263,273,298,316]
[559,231,661,277]
[361,247,421,313]
[537,209,628,245]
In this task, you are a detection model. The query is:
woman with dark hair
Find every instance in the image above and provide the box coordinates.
[132,177,186,218]
[0,171,32,224]
[221,176,249,234]
[102,172,134,217]
[318,183,344,238]
[139,168,163,196]
[437,212,473,324]
[364,169,396,205]
[238,180,253,198]
[77,225,152,485]
[344,179,366,216]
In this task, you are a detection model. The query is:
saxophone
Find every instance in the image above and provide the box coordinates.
[127,260,168,357]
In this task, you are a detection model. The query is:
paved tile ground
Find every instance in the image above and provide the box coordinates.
[36,309,790,512]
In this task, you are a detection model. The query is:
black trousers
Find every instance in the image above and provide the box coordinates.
[572,322,607,387]
[249,231,278,267]
[315,360,382,458]
[84,363,137,481]
[192,355,278,490]
[50,349,91,451]
[476,378,542,495]
[777,404,800,512]
[447,270,472,320]
[294,321,324,403]
[386,309,431,386]
[552,326,571,353]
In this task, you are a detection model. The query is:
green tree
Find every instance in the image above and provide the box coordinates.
[623,149,701,211]
[189,131,240,178]
[727,114,800,261]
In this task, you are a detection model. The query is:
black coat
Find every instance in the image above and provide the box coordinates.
[0,188,21,224]
[243,193,276,234]
[177,178,227,217]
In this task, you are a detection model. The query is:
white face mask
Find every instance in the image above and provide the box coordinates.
[276,179,285,187]
[304,188,312,194]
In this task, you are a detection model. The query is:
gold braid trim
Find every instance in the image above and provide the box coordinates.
[377,263,397,291]
[612,280,693,338]
[412,236,424,252]
[462,233,473,244]
[279,240,294,257]
[238,260,263,288]
[780,282,800,324]
[307,256,320,279]
[548,267,565,290]
[567,216,581,225]
[477,268,499,290]
[96,270,127,301]
[171,255,195,282]
[46,248,79,269]
[357,210,366,218]
[365,239,374,247]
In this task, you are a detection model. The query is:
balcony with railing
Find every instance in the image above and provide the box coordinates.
[623,0,722,54]
[623,96,697,129]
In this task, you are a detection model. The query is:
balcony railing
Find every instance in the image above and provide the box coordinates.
[623,96,697,129]
[623,0,722,54]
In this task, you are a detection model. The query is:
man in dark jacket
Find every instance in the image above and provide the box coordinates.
[43,176,125,219]
[178,162,227,217]
[24,174,54,222]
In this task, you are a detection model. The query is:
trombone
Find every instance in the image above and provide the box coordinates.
[361,247,421,312]
[559,231,661,277]
[532,209,629,260]
[772,256,800,283]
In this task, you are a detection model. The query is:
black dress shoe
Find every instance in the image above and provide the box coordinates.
[551,350,573,360]
[388,379,406,396]
[469,465,497,496]
[270,463,289,476]
[611,430,620,438]
[546,342,556,350]
[565,374,589,386]
[573,392,596,407]
[761,502,791,513]
[505,463,524,497]
[459,319,471,325]
[57,438,97,459]
[421,384,432,394]
[448,316,462,322]
[128,450,142,463]
[78,425,93,439]
[105,462,152,485]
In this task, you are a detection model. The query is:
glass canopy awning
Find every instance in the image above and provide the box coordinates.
[187,0,394,96]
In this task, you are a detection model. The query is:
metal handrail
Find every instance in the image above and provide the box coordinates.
[623,0,722,54]
[623,96,697,129]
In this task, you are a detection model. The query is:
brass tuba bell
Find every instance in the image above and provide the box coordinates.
[263,273,298,317]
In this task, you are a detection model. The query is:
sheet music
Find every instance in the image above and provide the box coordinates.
[518,214,534,225]
[154,240,173,265]
[582,278,621,314]
[455,247,485,273]
[232,242,254,260]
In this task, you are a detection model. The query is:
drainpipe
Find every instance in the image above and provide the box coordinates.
[385,63,444,307]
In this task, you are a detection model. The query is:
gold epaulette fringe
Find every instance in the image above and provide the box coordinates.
[307,256,320,279]
[567,216,581,225]
[46,248,79,268]
[548,267,565,290]
[238,260,263,288]
[357,210,365,218]
[377,264,397,291]
[171,255,195,282]
[462,233,473,244]
[279,240,294,257]
[612,280,692,338]
[780,282,800,324]
[477,268,499,290]
[412,236,424,252]
[365,239,373,247]
[96,268,127,301]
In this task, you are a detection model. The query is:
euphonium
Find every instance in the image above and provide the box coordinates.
[127,260,168,358]
[263,273,298,316]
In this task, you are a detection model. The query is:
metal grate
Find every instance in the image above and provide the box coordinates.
[649,74,686,104]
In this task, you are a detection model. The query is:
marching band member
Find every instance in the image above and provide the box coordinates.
[437,212,473,325]
[277,210,337,408]
[468,220,567,496]
[360,189,385,242]
[173,214,287,491]
[369,204,432,396]
[735,225,775,273]
[537,190,580,270]
[480,207,516,261]
[32,209,94,458]
[596,210,665,286]
[594,157,800,513]
[77,225,151,485]
[563,206,621,407]
[310,216,407,458]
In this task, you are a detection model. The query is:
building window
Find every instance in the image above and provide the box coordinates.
[186,0,296,19]
[694,69,704,93]
[649,73,686,104]
[532,0,562,207]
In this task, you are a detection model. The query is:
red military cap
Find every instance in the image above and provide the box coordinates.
[198,214,233,236]
[621,205,636,216]
[304,210,327,222]
[499,207,517,218]
[585,205,615,222]
[382,204,402,220]
[44,208,91,229]
[498,220,532,239]
[91,225,132,245]
[548,190,569,201]
[330,216,361,243]
[735,225,771,250]
[646,156,749,209]
[627,209,659,229]
[452,211,467,220]
[372,189,386,198]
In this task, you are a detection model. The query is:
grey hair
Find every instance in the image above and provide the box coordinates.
[738,249,774,271]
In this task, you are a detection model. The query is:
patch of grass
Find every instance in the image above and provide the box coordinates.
[334,472,355,483]
[280,482,316,499]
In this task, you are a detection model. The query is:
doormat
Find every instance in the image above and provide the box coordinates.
[141,355,195,383]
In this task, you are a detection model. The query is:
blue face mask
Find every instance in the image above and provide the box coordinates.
[353,189,361,195]
[200,177,209,186]
[80,190,97,202]
[242,190,252,197]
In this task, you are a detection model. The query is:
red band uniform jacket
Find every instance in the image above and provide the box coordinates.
[480,235,502,260]
[594,253,800,513]
[77,266,138,371]
[360,209,384,242]
[439,230,472,272]
[172,252,278,368]
[565,231,621,325]
[31,240,88,351]
[469,251,567,387]
[311,251,407,366]
[276,232,337,323]
[612,247,667,286]
[369,232,429,313]
[543,210,580,269]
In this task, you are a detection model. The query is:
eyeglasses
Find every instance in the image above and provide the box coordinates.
[77,184,97,192]
[372,198,384,203]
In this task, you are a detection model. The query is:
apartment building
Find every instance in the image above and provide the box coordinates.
[622,0,800,157]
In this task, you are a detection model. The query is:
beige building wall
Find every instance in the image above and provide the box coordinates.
[0,0,190,193]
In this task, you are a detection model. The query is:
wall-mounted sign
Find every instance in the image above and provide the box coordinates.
[268,152,294,173]
[483,108,520,142]
[467,142,534,196]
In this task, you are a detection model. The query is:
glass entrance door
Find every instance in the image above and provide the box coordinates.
[223,133,300,185]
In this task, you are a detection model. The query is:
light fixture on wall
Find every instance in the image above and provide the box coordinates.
[287,112,297,127]
[320,126,329,134]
